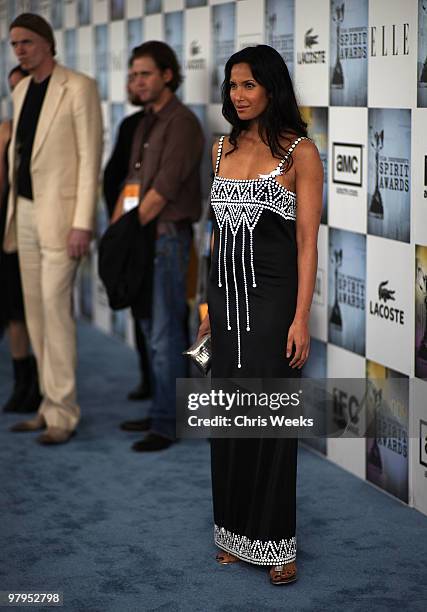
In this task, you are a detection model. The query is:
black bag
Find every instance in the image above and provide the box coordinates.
[98,208,155,316]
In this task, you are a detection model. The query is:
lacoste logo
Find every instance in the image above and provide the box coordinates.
[190,40,201,56]
[378,281,395,303]
[304,28,319,48]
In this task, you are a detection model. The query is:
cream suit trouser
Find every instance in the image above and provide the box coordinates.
[16,197,80,431]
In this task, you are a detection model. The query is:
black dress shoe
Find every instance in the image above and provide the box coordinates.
[120,417,151,432]
[132,433,174,452]
[127,382,151,401]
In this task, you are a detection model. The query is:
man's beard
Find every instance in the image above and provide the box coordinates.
[128,93,144,107]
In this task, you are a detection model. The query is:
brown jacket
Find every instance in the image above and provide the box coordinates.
[127,95,204,223]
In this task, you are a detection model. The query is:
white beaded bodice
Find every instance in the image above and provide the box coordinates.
[210,135,307,368]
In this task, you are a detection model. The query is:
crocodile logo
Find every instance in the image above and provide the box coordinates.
[304,28,319,48]
[378,281,395,303]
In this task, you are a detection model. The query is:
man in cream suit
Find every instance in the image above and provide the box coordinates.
[5,13,103,444]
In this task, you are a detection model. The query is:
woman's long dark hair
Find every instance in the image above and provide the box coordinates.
[222,45,307,165]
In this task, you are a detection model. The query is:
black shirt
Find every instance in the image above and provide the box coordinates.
[16,76,51,200]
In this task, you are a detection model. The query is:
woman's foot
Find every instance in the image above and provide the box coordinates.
[269,561,298,585]
[215,551,239,565]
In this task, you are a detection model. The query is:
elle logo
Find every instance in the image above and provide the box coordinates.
[370,24,409,57]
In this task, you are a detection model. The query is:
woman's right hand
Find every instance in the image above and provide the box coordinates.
[197,313,211,342]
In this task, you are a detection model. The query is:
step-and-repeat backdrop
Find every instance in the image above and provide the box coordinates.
[0,0,426,516]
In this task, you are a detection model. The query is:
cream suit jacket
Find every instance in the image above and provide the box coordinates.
[3,63,103,252]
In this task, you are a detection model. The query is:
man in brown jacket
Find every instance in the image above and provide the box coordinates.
[112,42,204,451]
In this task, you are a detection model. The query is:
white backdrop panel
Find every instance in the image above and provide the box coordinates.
[366,235,415,375]
[327,344,366,479]
[410,378,427,516]
[184,6,210,104]
[294,0,329,106]
[411,109,427,246]
[368,0,418,108]
[328,107,368,234]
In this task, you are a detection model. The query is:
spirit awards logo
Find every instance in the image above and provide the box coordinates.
[417,265,427,361]
[332,143,363,187]
[297,28,326,64]
[369,130,384,219]
[370,23,410,57]
[266,9,278,46]
[187,40,206,71]
[369,280,405,325]
[420,419,427,468]
[368,382,408,478]
[376,412,408,458]
[211,14,234,93]
[331,3,345,89]
[265,7,291,61]
[330,248,365,330]
[330,249,343,330]
[332,1,368,68]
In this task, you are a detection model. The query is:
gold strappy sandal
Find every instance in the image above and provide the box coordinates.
[269,562,298,585]
[215,551,240,565]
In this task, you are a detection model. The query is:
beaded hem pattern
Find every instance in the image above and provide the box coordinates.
[214,524,297,566]
[211,135,307,369]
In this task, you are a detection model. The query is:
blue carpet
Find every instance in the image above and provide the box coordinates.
[1,321,426,612]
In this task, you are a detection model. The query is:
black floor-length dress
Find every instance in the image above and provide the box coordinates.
[0,139,25,332]
[208,135,307,566]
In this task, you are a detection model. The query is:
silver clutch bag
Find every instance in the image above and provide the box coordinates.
[183,334,212,375]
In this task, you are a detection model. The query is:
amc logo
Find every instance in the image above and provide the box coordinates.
[332,143,363,187]
[421,419,427,468]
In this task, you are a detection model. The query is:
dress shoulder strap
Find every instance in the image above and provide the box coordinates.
[275,136,309,175]
[214,135,225,176]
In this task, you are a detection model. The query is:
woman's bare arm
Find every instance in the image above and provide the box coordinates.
[287,139,323,368]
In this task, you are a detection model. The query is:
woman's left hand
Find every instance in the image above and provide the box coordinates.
[286,319,310,369]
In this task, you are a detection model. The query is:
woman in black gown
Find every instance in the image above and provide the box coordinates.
[0,65,40,414]
[198,46,323,584]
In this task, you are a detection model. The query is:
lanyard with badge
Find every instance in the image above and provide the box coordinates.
[123,112,158,214]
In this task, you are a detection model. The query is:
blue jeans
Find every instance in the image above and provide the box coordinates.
[140,231,191,439]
